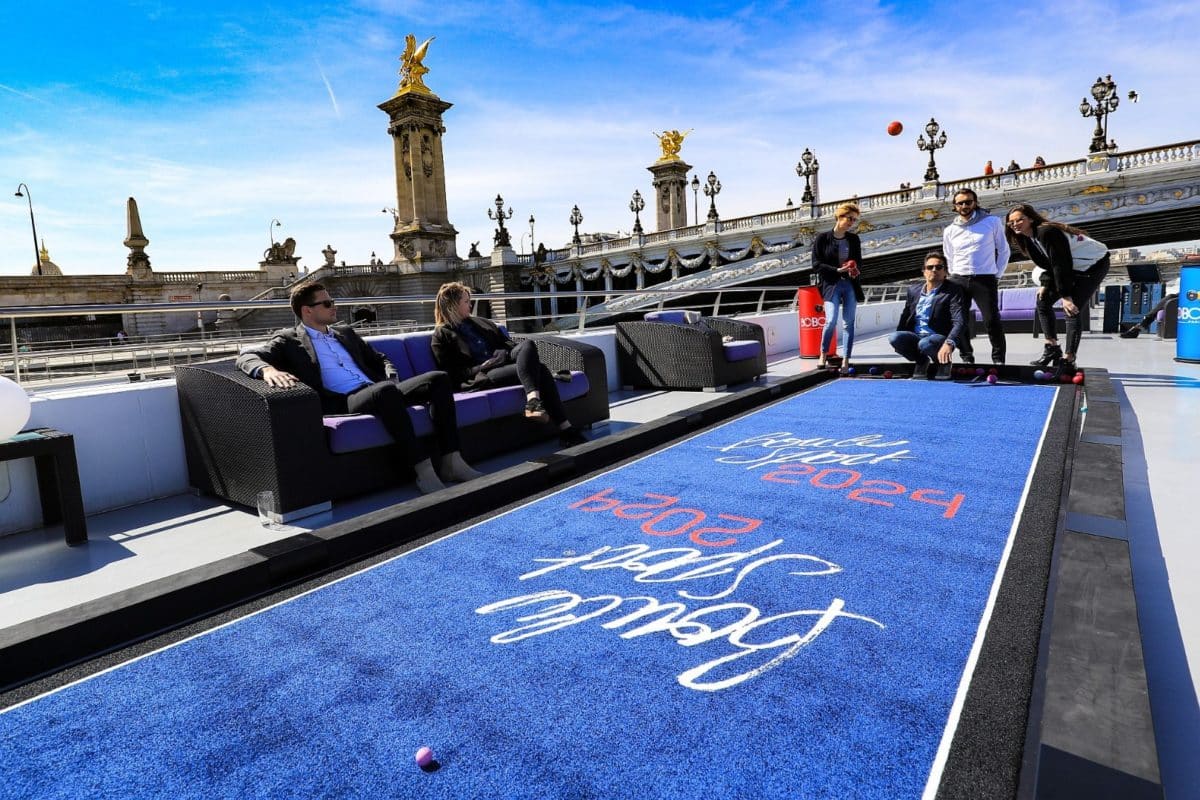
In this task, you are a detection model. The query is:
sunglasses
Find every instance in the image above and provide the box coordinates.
[924,263,946,270]
[953,199,976,206]
[306,300,336,309]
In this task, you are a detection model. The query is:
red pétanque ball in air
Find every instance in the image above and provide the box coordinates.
[887,120,903,136]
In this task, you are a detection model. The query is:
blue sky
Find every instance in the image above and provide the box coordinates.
[2,0,1198,275]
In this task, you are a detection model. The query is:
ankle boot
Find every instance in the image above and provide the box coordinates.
[1029,343,1062,367]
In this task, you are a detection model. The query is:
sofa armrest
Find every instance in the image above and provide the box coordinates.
[703,317,766,347]
[174,359,333,513]
[522,334,610,424]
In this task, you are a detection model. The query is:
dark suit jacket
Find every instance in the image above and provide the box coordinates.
[896,281,966,343]
[430,317,514,390]
[811,230,866,303]
[235,323,396,414]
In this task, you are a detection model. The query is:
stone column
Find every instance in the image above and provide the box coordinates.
[378,90,460,272]
[648,159,693,231]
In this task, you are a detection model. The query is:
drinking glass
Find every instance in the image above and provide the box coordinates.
[257,491,282,529]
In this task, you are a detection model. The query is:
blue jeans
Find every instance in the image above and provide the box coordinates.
[889,331,948,365]
[821,280,857,361]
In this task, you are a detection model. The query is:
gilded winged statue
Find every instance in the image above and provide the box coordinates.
[399,34,435,94]
[653,129,693,162]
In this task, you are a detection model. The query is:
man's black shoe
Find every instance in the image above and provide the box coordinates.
[933,363,953,381]
[1120,326,1142,339]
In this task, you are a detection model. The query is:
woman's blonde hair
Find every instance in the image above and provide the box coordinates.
[434,281,471,326]
[835,202,860,220]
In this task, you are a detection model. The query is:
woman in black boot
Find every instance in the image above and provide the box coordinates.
[431,282,587,447]
[1005,204,1110,370]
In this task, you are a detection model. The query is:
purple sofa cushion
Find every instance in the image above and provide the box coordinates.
[644,310,702,324]
[400,332,440,374]
[363,336,417,379]
[324,394,495,454]
[450,392,493,427]
[722,340,762,362]
[478,385,528,418]
[556,372,589,402]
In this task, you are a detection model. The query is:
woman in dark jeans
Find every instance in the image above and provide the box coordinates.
[1005,203,1110,369]
[810,202,866,372]
[431,282,586,446]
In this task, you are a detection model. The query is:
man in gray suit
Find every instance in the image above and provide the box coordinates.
[236,282,480,493]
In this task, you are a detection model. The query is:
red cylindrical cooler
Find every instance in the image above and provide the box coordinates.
[797,286,836,359]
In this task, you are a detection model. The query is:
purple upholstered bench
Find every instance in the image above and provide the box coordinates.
[175,329,609,518]
[317,331,592,454]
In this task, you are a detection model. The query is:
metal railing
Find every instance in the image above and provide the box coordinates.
[0,268,1078,388]
[2,287,805,386]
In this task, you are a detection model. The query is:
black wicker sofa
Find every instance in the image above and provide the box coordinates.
[175,331,608,519]
[616,311,767,391]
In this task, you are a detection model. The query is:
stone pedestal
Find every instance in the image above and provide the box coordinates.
[648,159,693,231]
[491,246,517,267]
[379,90,460,271]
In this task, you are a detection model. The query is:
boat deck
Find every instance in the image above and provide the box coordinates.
[2,322,1198,795]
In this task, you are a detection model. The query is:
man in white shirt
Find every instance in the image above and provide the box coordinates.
[236,282,481,494]
[943,188,1011,364]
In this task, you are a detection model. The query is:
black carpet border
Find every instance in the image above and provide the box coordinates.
[933,383,1079,800]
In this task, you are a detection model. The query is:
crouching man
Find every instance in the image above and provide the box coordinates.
[889,251,966,379]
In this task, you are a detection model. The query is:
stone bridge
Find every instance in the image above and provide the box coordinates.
[489,140,1200,318]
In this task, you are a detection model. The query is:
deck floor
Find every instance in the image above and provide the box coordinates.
[2,322,1198,789]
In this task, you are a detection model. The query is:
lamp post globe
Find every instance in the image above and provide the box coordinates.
[703,171,722,222]
[795,148,819,205]
[569,205,583,245]
[629,190,645,235]
[916,118,948,182]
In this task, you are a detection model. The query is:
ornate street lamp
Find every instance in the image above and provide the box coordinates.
[917,118,948,182]
[1080,74,1121,153]
[703,171,722,221]
[488,194,513,247]
[381,206,399,225]
[528,214,537,260]
[629,190,645,235]
[268,218,282,247]
[795,148,819,204]
[690,174,700,225]
[13,183,42,276]
[569,205,583,245]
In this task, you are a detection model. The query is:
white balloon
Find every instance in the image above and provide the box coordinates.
[0,376,32,440]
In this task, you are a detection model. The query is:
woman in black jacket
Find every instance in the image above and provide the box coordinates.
[431,282,586,446]
[810,202,866,371]
[1005,204,1110,368]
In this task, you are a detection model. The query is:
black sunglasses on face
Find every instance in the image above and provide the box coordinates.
[306,300,335,309]
[924,264,946,270]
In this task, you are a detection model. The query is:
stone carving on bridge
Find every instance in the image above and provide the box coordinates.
[653,129,692,162]
[124,197,153,277]
[322,244,337,267]
[397,34,436,96]
[263,237,300,265]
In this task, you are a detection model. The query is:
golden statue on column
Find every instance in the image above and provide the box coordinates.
[653,129,693,162]
[397,34,436,96]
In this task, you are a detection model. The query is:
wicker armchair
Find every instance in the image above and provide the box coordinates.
[616,315,767,391]
[175,334,608,518]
